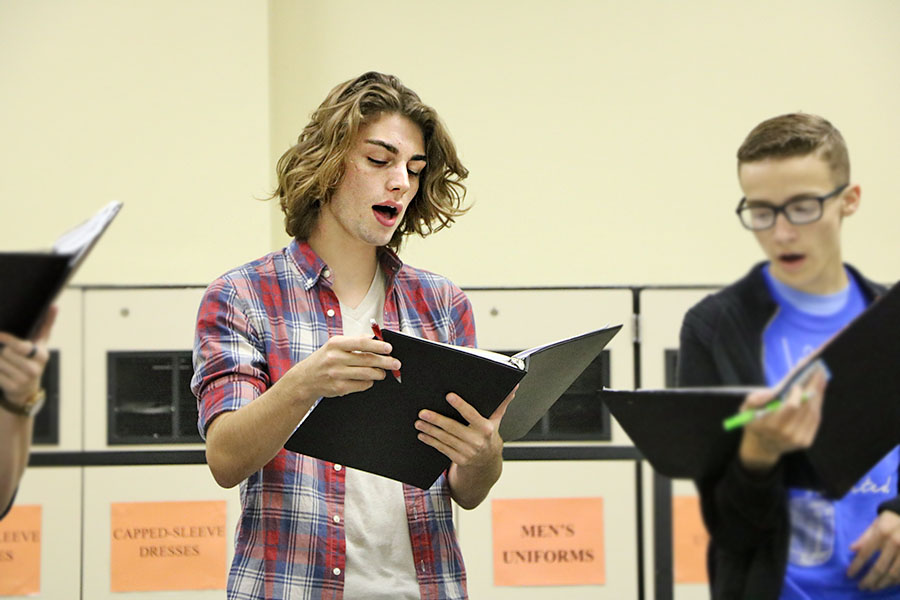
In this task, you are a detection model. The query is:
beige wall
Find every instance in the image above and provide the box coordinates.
[3,1,898,288]
[0,0,271,285]
[269,0,900,288]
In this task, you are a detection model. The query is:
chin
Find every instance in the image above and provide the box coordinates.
[363,232,395,248]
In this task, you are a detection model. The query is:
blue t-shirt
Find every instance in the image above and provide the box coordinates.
[762,266,900,599]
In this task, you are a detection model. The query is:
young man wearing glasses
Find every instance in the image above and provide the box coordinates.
[677,113,900,598]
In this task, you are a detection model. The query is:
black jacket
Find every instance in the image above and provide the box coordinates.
[677,262,896,599]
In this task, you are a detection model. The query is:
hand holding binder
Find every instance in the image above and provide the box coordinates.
[602,281,900,499]
[0,201,122,339]
[413,385,517,495]
[285,324,621,489]
[733,361,829,474]
[723,358,830,431]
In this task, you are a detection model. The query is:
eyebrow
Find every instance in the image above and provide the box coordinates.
[745,192,821,205]
[365,139,426,162]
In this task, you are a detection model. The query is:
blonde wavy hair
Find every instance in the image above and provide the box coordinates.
[273,72,469,250]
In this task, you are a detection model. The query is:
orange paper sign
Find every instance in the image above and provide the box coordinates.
[492,497,605,586]
[673,495,709,583]
[0,504,41,595]
[110,500,227,592]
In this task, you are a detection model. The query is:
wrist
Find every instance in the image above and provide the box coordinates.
[466,443,503,478]
[270,371,319,416]
[0,388,46,418]
[739,433,781,474]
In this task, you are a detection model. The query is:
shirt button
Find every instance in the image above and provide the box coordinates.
[333,514,341,524]
[334,464,342,471]
[333,567,341,576]
[326,309,335,317]
[323,269,331,278]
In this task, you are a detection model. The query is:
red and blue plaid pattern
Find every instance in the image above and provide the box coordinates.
[192,239,476,599]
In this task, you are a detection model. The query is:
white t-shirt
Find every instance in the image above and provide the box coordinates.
[339,267,419,600]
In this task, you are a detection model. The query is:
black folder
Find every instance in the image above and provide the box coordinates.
[0,202,122,338]
[601,281,900,499]
[284,324,621,489]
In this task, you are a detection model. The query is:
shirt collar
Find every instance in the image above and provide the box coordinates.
[287,238,403,291]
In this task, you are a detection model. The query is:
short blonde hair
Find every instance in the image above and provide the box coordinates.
[737,113,850,184]
[273,72,469,250]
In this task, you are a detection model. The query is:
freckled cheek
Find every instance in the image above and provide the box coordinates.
[405,181,420,202]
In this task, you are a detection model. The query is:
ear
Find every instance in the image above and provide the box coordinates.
[840,184,861,217]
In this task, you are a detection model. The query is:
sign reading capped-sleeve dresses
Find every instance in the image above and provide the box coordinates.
[0,505,42,595]
[110,500,227,592]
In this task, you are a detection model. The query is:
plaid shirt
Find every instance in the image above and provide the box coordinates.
[192,239,476,600]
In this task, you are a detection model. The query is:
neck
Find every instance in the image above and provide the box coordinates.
[772,261,849,296]
[308,228,379,307]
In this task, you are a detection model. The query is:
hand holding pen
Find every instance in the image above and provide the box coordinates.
[724,359,831,431]
[734,360,830,473]
[370,319,402,383]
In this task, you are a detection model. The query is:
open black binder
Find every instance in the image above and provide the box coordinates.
[0,202,122,338]
[601,281,900,499]
[285,324,621,489]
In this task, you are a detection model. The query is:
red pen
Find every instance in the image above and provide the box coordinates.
[370,319,402,383]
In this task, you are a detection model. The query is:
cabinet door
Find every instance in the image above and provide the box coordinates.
[0,468,82,600]
[465,288,634,443]
[457,459,638,599]
[457,289,639,597]
[638,289,716,390]
[83,288,207,450]
[638,288,719,600]
[82,464,241,600]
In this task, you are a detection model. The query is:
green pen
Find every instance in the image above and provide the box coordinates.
[722,358,830,431]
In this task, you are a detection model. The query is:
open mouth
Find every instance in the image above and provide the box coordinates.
[372,203,402,227]
[779,253,805,265]
[372,204,399,219]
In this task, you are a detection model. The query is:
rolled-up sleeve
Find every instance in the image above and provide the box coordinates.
[191,276,269,439]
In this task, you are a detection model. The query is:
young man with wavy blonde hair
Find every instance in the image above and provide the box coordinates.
[273,71,469,251]
[192,72,512,600]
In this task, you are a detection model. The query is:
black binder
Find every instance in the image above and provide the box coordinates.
[602,281,900,499]
[285,324,621,489]
[0,202,122,338]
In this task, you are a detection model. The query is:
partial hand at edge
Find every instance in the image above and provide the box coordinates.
[848,510,900,590]
[0,305,57,406]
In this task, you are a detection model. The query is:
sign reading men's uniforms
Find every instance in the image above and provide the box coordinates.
[492,497,605,586]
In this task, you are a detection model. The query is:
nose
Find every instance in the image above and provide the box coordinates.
[771,210,797,242]
[387,165,410,195]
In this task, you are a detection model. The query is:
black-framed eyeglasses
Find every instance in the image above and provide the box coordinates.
[735,183,849,231]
